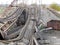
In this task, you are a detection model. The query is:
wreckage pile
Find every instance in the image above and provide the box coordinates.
[0,1,60,45]
[0,6,28,39]
[0,4,40,45]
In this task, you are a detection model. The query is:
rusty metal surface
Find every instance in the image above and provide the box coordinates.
[47,20,60,30]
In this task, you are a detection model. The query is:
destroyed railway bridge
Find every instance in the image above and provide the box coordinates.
[0,0,60,45]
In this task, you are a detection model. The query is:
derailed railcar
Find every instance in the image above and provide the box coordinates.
[47,20,60,30]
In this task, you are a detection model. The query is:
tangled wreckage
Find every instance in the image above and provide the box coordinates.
[0,0,60,45]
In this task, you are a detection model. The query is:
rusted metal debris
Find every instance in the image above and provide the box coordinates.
[47,20,60,30]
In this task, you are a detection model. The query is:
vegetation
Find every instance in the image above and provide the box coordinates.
[50,3,60,11]
[0,7,6,14]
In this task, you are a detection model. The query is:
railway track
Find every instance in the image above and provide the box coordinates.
[0,7,24,22]
[47,8,60,18]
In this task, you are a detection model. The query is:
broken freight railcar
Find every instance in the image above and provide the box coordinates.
[47,20,60,30]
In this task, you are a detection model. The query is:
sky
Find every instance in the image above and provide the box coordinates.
[0,0,60,5]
